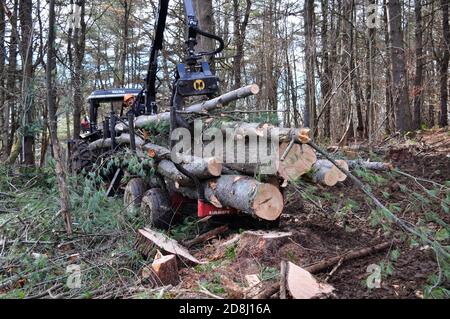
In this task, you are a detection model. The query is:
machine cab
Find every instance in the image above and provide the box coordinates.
[82,88,144,141]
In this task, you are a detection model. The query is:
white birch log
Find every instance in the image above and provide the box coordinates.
[128,84,260,129]
[168,175,284,221]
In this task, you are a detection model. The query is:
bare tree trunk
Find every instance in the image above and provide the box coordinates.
[232,0,252,89]
[304,0,316,132]
[412,0,424,130]
[320,0,332,139]
[194,0,217,68]
[365,0,376,140]
[0,1,5,156]
[19,0,34,165]
[340,0,354,143]
[439,0,449,127]
[119,0,131,86]
[72,0,86,139]
[3,0,18,162]
[350,0,364,139]
[387,0,412,132]
[47,0,73,235]
[383,0,393,134]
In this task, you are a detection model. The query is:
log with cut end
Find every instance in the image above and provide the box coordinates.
[157,158,222,187]
[130,84,260,129]
[311,159,349,186]
[205,176,284,221]
[151,254,180,286]
[220,122,310,144]
[170,175,284,221]
[278,143,317,181]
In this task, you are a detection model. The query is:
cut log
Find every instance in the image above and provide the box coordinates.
[311,159,349,186]
[131,84,260,129]
[174,176,284,221]
[278,143,317,181]
[347,160,394,171]
[286,262,334,299]
[218,140,316,180]
[135,228,206,264]
[151,254,180,286]
[220,122,309,144]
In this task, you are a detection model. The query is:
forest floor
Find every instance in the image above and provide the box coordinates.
[0,128,449,299]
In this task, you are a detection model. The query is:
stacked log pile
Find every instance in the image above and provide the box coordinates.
[89,84,390,221]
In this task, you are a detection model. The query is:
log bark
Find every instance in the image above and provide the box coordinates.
[347,160,393,171]
[311,159,349,186]
[220,122,309,144]
[172,176,284,221]
[131,84,260,129]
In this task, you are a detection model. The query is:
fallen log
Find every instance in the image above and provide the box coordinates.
[220,122,310,144]
[311,159,349,186]
[347,160,394,171]
[130,84,260,129]
[171,176,284,221]
[254,241,392,299]
[183,225,229,248]
[203,176,284,221]
[305,241,392,274]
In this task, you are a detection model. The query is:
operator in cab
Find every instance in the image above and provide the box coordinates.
[123,94,146,117]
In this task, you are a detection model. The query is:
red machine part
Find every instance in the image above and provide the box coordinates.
[170,192,237,218]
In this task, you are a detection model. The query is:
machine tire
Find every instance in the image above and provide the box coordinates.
[69,139,93,173]
[124,178,147,213]
[141,188,173,230]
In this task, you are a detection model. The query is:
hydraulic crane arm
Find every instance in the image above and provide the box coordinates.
[145,0,224,113]
[145,0,170,114]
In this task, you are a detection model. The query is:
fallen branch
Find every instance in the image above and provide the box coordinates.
[183,225,229,248]
[254,241,392,299]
